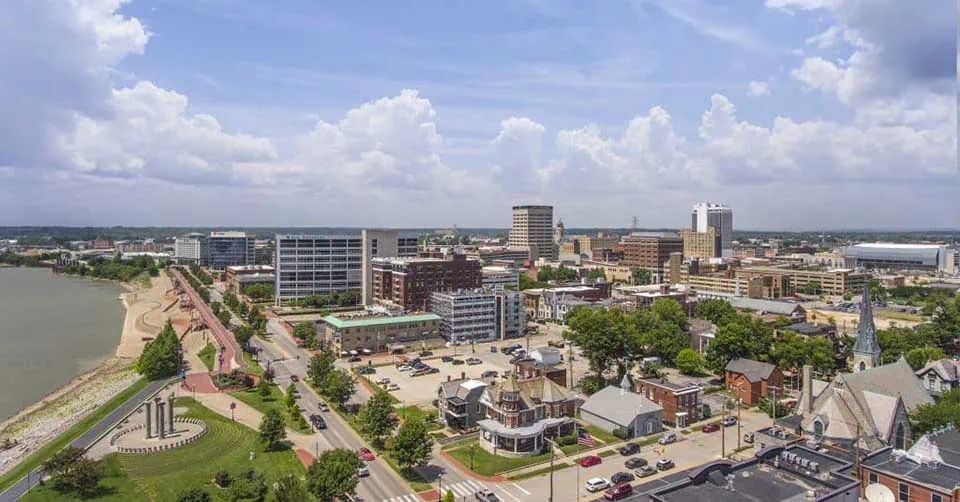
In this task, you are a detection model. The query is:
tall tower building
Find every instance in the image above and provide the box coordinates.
[852,281,881,372]
[509,205,555,261]
[691,202,733,258]
[360,229,419,306]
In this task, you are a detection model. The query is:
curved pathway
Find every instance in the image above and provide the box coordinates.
[171,269,243,373]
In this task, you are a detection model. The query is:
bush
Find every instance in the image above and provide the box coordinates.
[557,434,578,446]
[612,428,629,440]
[214,470,231,488]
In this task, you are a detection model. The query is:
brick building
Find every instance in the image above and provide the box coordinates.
[724,358,784,406]
[861,427,960,502]
[619,233,683,282]
[635,377,701,427]
[371,253,481,311]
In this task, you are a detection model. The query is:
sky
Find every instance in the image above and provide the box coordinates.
[0,0,956,230]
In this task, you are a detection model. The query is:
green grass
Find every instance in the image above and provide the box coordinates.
[22,397,306,502]
[597,449,617,458]
[197,343,216,371]
[0,378,150,494]
[876,310,926,322]
[446,439,552,476]
[243,352,264,376]
[394,405,443,432]
[507,462,573,481]
[230,385,312,434]
[579,422,620,445]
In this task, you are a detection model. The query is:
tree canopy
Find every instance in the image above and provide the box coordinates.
[391,417,433,472]
[258,408,287,450]
[358,391,397,447]
[321,370,356,409]
[306,449,363,502]
[537,264,578,282]
[136,320,182,380]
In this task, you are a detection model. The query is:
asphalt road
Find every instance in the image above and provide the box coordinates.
[0,379,170,502]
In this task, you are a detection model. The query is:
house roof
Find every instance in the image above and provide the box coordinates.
[864,427,960,492]
[580,386,662,428]
[439,379,488,402]
[725,358,778,383]
[324,313,441,329]
[917,359,960,383]
[783,322,831,336]
[727,297,805,316]
[483,375,574,412]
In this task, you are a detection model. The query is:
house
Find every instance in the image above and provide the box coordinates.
[724,358,784,406]
[529,347,561,365]
[437,378,488,430]
[916,358,960,397]
[861,426,960,502]
[689,318,716,354]
[635,377,701,427]
[515,360,567,387]
[476,373,576,457]
[580,376,663,438]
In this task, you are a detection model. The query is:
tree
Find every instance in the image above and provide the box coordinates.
[308,351,336,388]
[586,268,606,281]
[226,469,267,502]
[41,447,104,498]
[675,349,704,375]
[912,388,960,436]
[807,337,836,374]
[564,307,637,380]
[294,322,318,347]
[285,383,299,410]
[258,408,287,450]
[257,377,272,398]
[878,327,936,364]
[233,325,254,349]
[218,309,232,327]
[136,320,182,380]
[391,417,433,472]
[869,279,888,304]
[306,449,363,502]
[443,490,455,502]
[695,299,735,325]
[271,474,311,502]
[245,283,275,301]
[322,370,356,409]
[177,488,212,502]
[905,346,946,371]
[705,318,773,372]
[358,391,398,447]
[631,268,652,285]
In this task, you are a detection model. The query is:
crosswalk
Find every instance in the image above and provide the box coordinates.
[379,479,493,502]
[380,495,421,502]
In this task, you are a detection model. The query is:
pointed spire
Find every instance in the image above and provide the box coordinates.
[502,371,520,393]
[853,280,881,363]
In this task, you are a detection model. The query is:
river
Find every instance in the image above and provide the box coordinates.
[0,267,127,422]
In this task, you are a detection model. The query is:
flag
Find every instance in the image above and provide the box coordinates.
[578,430,595,447]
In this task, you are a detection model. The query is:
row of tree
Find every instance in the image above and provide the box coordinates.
[179,266,211,303]
[189,263,213,285]
[244,283,274,301]
[62,254,160,282]
[536,264,578,283]
[136,320,182,380]
[295,291,360,309]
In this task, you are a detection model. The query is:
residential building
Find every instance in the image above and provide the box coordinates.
[437,378,488,430]
[175,233,208,265]
[615,284,690,310]
[681,227,720,260]
[476,373,576,457]
[648,445,861,502]
[360,229,419,306]
[92,238,114,249]
[691,202,733,257]
[481,265,519,291]
[620,232,683,282]
[494,289,525,340]
[860,426,960,502]
[509,205,556,261]
[580,376,663,438]
[116,240,167,254]
[429,289,497,343]
[581,260,632,282]
[515,360,567,387]
[845,243,950,272]
[690,319,716,354]
[916,359,960,397]
[635,377,701,427]
[523,285,608,320]
[274,234,363,302]
[207,231,255,270]
[225,265,275,294]
[323,312,443,355]
[724,358,784,406]
[372,253,482,311]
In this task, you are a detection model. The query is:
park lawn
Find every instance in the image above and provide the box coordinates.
[0,378,150,494]
[877,310,927,322]
[507,462,573,481]
[446,439,552,476]
[242,351,265,376]
[394,405,443,432]
[22,397,306,502]
[197,343,216,371]
[597,449,618,458]
[230,385,312,434]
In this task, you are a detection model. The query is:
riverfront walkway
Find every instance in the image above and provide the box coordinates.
[170,269,243,373]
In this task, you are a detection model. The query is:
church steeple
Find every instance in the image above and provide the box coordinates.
[852,280,881,372]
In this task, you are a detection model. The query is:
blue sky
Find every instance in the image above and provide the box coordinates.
[0,0,955,229]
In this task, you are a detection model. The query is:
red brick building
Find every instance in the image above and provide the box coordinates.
[724,358,784,406]
[371,253,481,311]
[861,427,960,502]
[635,377,701,427]
[619,233,683,282]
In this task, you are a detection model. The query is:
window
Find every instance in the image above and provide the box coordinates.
[898,483,909,502]
[868,472,878,484]
[931,493,942,502]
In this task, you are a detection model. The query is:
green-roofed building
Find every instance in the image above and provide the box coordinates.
[324,312,443,355]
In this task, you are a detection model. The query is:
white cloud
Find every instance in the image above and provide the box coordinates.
[746,81,771,97]
[491,117,546,191]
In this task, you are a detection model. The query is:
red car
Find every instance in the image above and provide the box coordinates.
[701,423,721,433]
[358,448,375,461]
[604,482,634,501]
[580,455,602,468]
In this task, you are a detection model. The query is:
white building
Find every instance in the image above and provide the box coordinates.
[509,205,556,261]
[495,290,525,340]
[174,233,208,265]
[360,229,419,306]
[481,266,519,291]
[274,234,363,302]
[844,243,950,272]
[429,289,497,343]
[691,202,733,258]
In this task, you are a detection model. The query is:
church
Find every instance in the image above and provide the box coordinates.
[783,281,933,450]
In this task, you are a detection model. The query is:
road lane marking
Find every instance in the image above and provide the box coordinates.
[496,485,522,502]
[450,483,471,496]
[511,482,531,495]
[466,479,485,490]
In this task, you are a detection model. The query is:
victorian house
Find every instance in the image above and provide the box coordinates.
[476,372,576,457]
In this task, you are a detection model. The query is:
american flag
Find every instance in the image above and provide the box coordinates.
[578,430,595,447]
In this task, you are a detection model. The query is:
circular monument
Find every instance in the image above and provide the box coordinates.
[109,393,207,454]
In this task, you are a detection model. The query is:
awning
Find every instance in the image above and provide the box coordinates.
[477,417,572,439]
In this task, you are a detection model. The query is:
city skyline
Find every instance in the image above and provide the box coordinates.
[0,0,955,230]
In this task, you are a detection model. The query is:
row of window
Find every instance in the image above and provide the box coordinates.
[867,472,943,502]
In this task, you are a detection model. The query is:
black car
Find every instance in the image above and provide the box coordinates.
[619,443,640,456]
[310,414,327,430]
[441,356,454,362]
[347,356,361,362]
[427,367,440,374]
[419,351,433,357]
[611,472,635,485]
[452,359,465,365]
[624,457,647,469]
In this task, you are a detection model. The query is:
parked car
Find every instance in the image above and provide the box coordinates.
[658,432,677,445]
[428,367,439,374]
[356,367,375,375]
[604,482,633,501]
[610,472,635,484]
[441,356,454,362]
[490,346,498,353]
[701,423,720,433]
[656,459,675,470]
[289,374,299,382]
[357,465,369,477]
[481,370,499,378]
[318,402,329,412]
[580,455,603,468]
[743,432,755,444]
[452,359,465,365]
[419,351,433,357]
[466,358,482,365]
[376,377,391,385]
[584,478,610,492]
[358,448,375,461]
[348,356,361,362]
[635,465,657,478]
[397,365,412,372]
[474,489,500,502]
[721,415,738,427]
[387,383,399,391]
[624,457,648,469]
[618,443,640,456]
[547,340,565,348]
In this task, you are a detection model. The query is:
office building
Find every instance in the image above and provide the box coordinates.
[845,243,950,272]
[323,312,442,355]
[274,234,363,302]
[360,229,419,306]
[466,246,532,266]
[509,205,556,261]
[691,202,733,257]
[372,253,482,311]
[481,266,519,291]
[174,233,208,265]
[429,289,497,343]
[620,232,683,282]
[681,227,719,260]
[740,266,868,296]
[495,289,525,340]
[225,265,275,294]
[207,231,255,270]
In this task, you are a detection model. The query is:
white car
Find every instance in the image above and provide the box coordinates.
[358,465,369,477]
[585,478,610,493]
[658,432,677,445]
[387,383,400,391]
[397,365,412,372]
[376,377,391,385]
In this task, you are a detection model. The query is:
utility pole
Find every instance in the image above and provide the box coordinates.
[737,386,743,452]
[545,437,558,501]
[568,343,574,388]
[721,414,726,458]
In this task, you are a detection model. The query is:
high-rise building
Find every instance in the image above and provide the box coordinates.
[681,227,720,260]
[207,231,256,270]
[175,233,208,265]
[494,289,525,340]
[371,253,482,311]
[360,229,419,306]
[620,232,683,282]
[691,202,733,258]
[509,205,556,261]
[274,234,363,303]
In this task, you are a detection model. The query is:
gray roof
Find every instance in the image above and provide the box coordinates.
[864,427,960,491]
[726,297,804,316]
[852,282,880,356]
[580,385,662,428]
[724,358,778,383]
[917,359,960,383]
[783,322,831,336]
